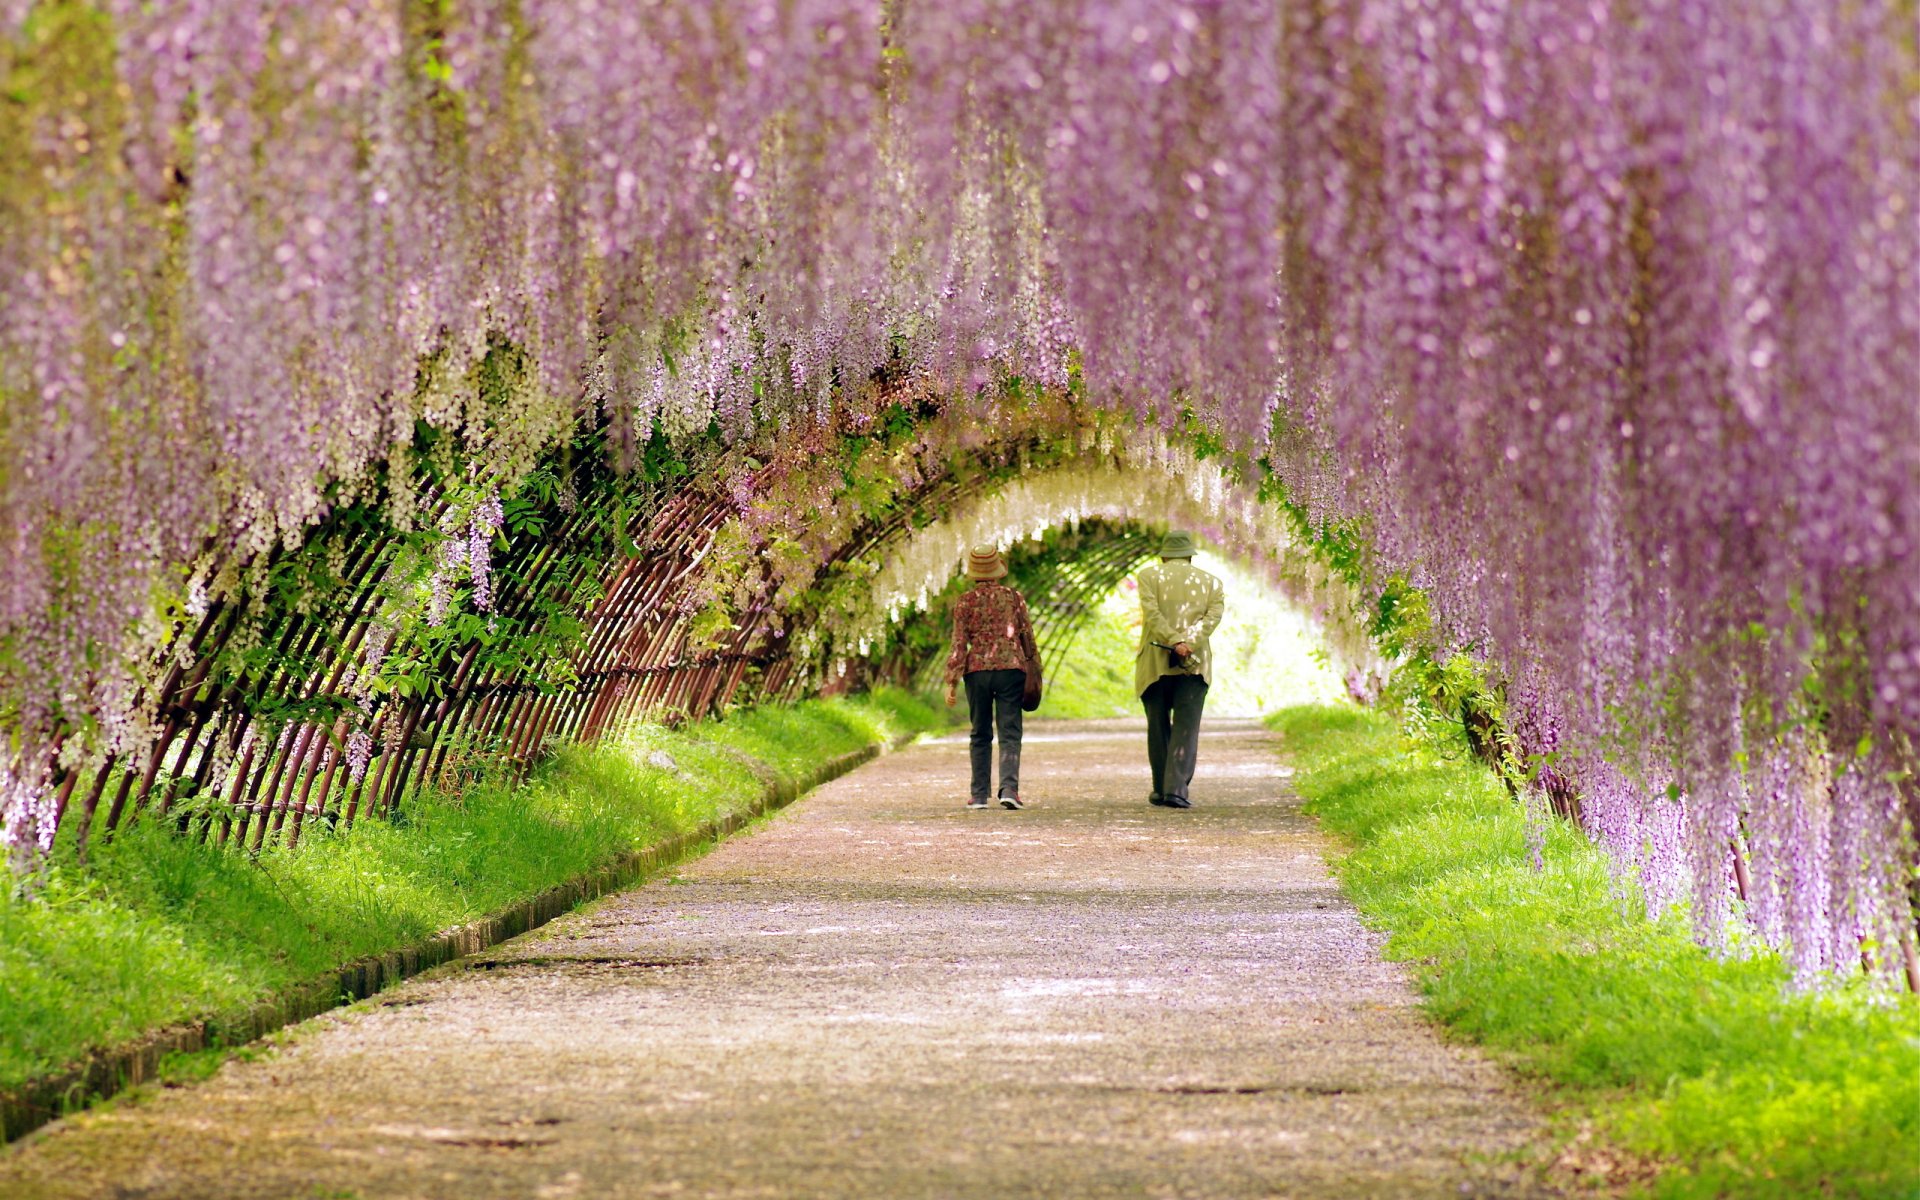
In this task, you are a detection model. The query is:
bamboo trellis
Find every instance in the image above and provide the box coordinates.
[41,431,1098,855]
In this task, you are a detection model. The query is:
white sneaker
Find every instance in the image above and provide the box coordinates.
[999,796,1024,810]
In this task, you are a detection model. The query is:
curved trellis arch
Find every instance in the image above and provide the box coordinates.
[1019,524,1165,685]
[50,389,1286,856]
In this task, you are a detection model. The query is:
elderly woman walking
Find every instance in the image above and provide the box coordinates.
[943,544,1041,810]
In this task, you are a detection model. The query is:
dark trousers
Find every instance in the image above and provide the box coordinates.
[1143,675,1208,802]
[964,669,1026,800]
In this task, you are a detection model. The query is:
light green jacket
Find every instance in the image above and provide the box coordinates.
[1134,559,1226,696]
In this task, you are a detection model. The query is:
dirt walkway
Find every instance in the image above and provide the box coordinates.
[1,718,1556,1199]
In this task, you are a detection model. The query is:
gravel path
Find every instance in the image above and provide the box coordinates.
[0,718,1558,1199]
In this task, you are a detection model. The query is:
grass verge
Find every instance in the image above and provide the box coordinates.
[0,688,943,1095]
[1267,704,1920,1200]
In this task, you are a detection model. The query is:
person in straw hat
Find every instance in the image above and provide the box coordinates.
[944,544,1041,810]
[1135,530,1225,809]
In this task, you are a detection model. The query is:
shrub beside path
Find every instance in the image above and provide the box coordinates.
[0,718,1560,1198]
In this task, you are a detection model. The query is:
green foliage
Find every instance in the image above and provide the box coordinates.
[0,690,941,1094]
[708,689,942,780]
[1032,587,1140,718]
[1254,463,1370,590]
[1268,704,1920,1200]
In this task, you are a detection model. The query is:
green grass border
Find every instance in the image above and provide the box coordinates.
[1268,704,1920,1200]
[1,690,946,1143]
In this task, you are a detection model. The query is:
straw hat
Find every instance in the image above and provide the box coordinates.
[1158,530,1197,559]
[965,544,1007,581]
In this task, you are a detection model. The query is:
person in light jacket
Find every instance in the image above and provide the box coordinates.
[944,544,1040,810]
[1134,530,1225,809]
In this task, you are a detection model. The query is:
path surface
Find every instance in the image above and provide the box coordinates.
[1,718,1556,1199]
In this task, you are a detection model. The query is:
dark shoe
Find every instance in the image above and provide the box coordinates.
[999,795,1024,810]
[1147,792,1163,806]
[1155,795,1192,809]
[966,798,990,810]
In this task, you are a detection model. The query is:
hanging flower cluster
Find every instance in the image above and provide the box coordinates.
[0,759,54,880]
[0,2,1914,978]
[423,490,506,625]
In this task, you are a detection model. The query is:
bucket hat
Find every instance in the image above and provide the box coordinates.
[1158,530,1197,559]
[965,544,1008,580]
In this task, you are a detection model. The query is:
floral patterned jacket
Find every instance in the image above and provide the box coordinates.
[945,582,1039,686]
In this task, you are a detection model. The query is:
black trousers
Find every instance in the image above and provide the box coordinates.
[1142,674,1208,802]
[964,668,1026,800]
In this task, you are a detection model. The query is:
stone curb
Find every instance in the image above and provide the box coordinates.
[0,733,914,1144]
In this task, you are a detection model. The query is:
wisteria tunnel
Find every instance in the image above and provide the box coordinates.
[0,0,1916,1192]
